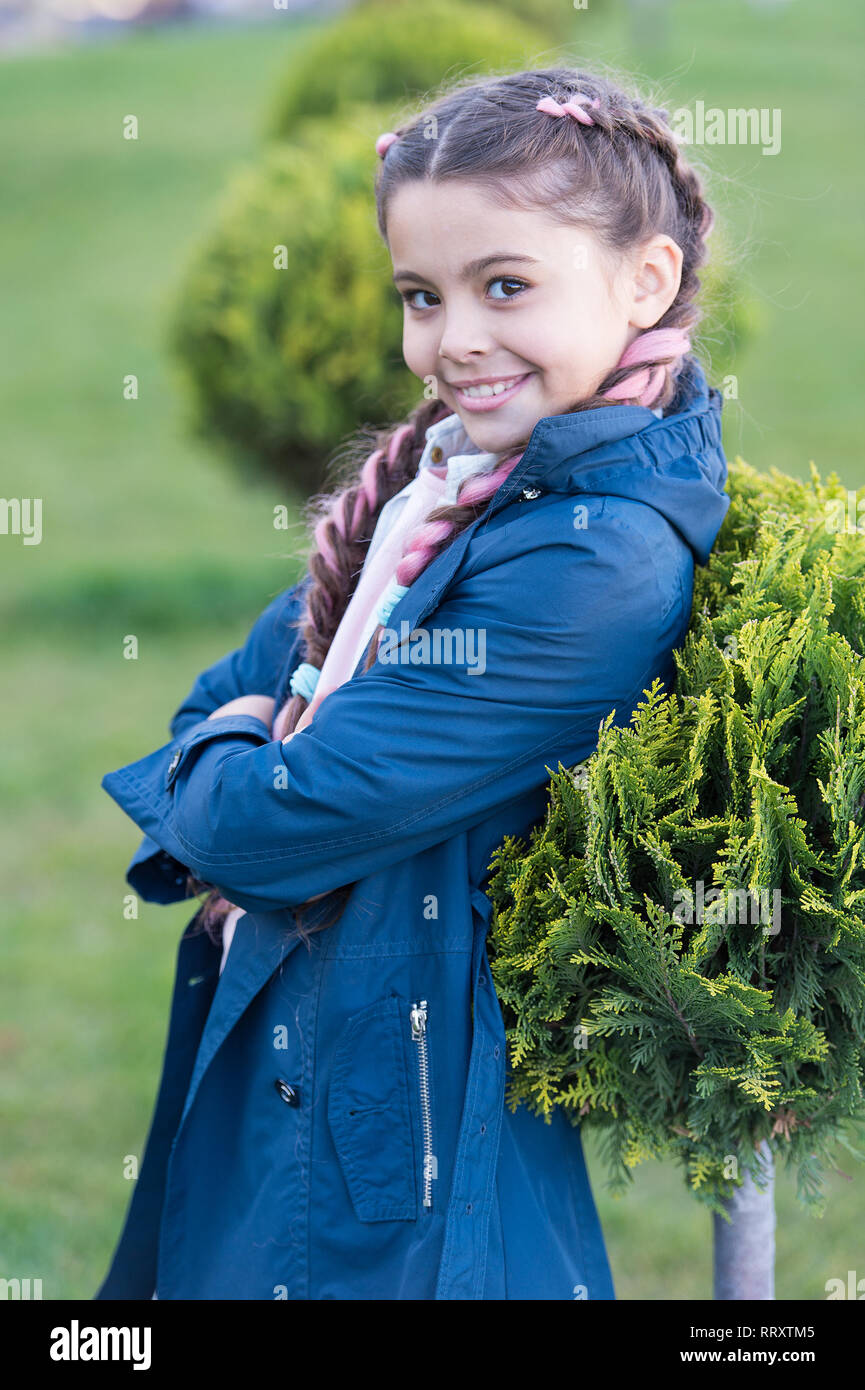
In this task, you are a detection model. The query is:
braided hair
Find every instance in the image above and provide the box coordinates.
[190,65,717,947]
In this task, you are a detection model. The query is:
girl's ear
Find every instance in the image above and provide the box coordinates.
[628,235,683,329]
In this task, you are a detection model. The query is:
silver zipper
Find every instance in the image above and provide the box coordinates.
[410,1000,435,1209]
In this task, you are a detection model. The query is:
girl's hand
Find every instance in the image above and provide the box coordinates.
[207,695,276,727]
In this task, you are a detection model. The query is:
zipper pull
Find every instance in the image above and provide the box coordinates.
[410,1000,428,1037]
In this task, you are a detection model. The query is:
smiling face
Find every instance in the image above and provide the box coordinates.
[387,178,683,455]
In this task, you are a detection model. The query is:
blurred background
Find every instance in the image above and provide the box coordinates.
[1,0,862,1300]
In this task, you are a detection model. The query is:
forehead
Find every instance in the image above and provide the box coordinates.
[386,178,602,271]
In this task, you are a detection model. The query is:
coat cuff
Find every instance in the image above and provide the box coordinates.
[102,715,273,878]
[163,714,274,789]
[125,834,192,905]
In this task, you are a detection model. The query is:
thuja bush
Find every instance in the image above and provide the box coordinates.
[486,458,865,1216]
[264,0,549,138]
[167,116,421,498]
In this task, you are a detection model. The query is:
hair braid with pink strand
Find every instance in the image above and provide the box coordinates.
[188,64,716,947]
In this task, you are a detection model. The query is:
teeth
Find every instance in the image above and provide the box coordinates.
[459,377,521,397]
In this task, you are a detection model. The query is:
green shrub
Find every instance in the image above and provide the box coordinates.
[264,0,551,138]
[486,460,865,1217]
[167,114,420,497]
[349,0,581,45]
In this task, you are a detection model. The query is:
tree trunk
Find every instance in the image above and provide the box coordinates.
[712,1138,775,1299]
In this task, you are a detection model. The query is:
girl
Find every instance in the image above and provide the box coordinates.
[96,65,730,1300]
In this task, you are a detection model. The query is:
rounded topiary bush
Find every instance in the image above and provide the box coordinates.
[347,0,581,45]
[265,0,551,138]
[486,460,865,1217]
[167,113,421,498]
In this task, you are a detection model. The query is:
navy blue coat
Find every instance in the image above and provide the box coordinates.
[95,357,729,1300]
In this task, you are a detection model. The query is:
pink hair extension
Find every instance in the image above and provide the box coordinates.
[354,422,414,530]
[395,454,522,587]
[348,446,385,532]
[604,326,691,406]
[311,421,416,582]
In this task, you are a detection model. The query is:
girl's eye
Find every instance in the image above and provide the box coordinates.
[487,276,528,300]
[400,276,529,310]
[401,289,441,310]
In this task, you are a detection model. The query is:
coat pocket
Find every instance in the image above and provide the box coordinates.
[327,993,419,1223]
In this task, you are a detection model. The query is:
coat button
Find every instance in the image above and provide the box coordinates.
[274,1079,300,1106]
[430,445,444,463]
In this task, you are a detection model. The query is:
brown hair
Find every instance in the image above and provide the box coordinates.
[188,63,717,949]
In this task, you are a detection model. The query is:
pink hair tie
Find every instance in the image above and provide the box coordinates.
[375,131,399,158]
[536,93,601,127]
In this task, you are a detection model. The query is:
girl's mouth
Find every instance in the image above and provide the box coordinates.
[450,372,533,412]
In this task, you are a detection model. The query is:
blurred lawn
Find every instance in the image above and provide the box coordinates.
[1,0,862,1300]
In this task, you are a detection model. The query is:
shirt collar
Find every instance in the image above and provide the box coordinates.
[418,413,501,506]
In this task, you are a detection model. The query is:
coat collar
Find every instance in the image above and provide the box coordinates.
[475,353,728,565]
[346,356,727,677]
[421,394,664,507]
[381,356,727,637]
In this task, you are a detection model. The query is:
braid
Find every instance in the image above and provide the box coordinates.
[636,105,716,240]
[280,397,450,731]
[568,90,715,412]
[360,456,522,673]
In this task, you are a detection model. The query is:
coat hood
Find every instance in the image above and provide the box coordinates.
[503,354,730,567]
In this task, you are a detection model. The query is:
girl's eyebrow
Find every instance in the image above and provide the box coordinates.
[392,252,539,285]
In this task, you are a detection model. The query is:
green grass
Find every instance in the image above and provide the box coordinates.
[0,18,316,625]
[1,1,863,1300]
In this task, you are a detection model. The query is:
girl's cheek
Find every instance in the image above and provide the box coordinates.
[402,334,430,380]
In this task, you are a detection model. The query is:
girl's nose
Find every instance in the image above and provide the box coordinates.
[437,312,496,364]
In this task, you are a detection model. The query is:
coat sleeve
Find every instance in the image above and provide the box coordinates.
[101,518,679,915]
[117,574,311,903]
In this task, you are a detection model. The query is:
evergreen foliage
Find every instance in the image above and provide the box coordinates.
[487,459,865,1215]
[265,0,549,137]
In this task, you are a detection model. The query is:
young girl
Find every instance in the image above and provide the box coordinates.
[96,65,730,1301]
